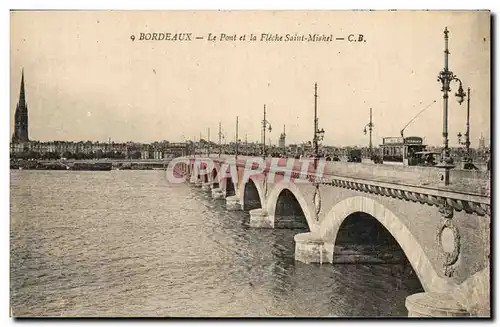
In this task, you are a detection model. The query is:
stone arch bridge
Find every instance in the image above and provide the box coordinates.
[171,155,490,317]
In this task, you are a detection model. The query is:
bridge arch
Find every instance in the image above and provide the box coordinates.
[319,196,454,294]
[266,182,318,232]
[241,177,264,211]
[211,166,220,188]
[222,175,236,197]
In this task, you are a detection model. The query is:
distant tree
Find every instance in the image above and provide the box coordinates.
[10,152,22,160]
[62,151,73,159]
[27,151,41,160]
[115,151,126,159]
[43,152,61,160]
[74,152,86,160]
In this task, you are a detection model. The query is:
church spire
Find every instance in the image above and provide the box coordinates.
[12,68,29,143]
[18,68,26,109]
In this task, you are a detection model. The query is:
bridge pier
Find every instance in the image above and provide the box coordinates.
[211,187,225,199]
[225,195,241,211]
[201,183,211,191]
[332,244,405,264]
[249,209,273,228]
[405,292,470,317]
[294,232,328,264]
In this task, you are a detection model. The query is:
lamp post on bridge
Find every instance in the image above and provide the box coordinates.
[218,122,226,158]
[193,135,197,157]
[190,137,194,157]
[363,107,374,159]
[311,82,325,223]
[262,104,272,160]
[245,133,248,156]
[313,83,325,170]
[199,132,203,158]
[436,27,466,171]
[235,116,239,160]
[280,124,287,157]
[457,87,474,168]
[207,127,210,157]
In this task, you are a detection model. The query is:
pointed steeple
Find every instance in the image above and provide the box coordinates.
[18,68,26,109]
[12,68,29,143]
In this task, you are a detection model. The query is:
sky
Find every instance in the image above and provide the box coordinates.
[10,10,490,147]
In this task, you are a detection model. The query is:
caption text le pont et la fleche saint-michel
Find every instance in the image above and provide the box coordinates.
[131,32,366,43]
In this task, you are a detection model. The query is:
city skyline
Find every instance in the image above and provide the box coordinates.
[10,11,490,147]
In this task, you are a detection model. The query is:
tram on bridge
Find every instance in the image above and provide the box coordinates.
[379,136,433,166]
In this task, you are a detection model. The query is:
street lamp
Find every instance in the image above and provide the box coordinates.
[457,87,472,163]
[262,104,272,159]
[436,27,466,167]
[245,133,248,156]
[313,83,325,169]
[218,122,226,157]
[193,136,197,157]
[181,135,191,157]
[207,128,210,157]
[235,116,239,160]
[363,107,374,158]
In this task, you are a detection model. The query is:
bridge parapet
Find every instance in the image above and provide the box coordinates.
[321,161,490,196]
[190,155,490,197]
[315,173,490,218]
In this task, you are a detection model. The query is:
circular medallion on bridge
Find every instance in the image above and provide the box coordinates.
[313,186,321,217]
[436,218,461,271]
[441,227,455,253]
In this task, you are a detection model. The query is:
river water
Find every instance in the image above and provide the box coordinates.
[10,170,423,317]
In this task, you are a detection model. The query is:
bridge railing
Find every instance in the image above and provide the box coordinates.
[186,155,491,197]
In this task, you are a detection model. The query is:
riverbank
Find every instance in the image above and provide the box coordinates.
[10,159,173,171]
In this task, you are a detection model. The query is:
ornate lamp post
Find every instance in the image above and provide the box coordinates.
[363,107,374,158]
[313,83,325,169]
[245,133,248,156]
[262,104,272,159]
[199,132,203,158]
[218,122,226,158]
[457,87,472,164]
[207,127,210,157]
[437,27,466,168]
[312,83,325,222]
[193,135,197,157]
[281,125,287,156]
[235,116,239,160]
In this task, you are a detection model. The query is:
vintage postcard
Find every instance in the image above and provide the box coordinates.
[10,10,491,318]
